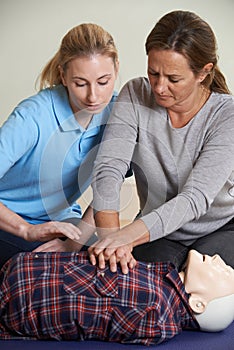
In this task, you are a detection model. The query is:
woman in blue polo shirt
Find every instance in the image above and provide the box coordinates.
[0,23,119,267]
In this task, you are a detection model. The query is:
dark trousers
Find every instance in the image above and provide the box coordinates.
[133,218,234,270]
[0,218,233,271]
[0,217,94,270]
[0,232,43,270]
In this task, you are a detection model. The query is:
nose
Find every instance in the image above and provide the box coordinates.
[87,84,97,102]
[212,254,226,266]
[153,77,167,94]
[213,254,221,261]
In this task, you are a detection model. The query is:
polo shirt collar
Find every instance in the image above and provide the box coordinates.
[51,85,82,132]
[50,85,109,134]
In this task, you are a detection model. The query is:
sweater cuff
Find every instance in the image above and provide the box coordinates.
[141,211,164,241]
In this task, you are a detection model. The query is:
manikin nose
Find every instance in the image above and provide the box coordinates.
[213,254,222,261]
[212,254,227,267]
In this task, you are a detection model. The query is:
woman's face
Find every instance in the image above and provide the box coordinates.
[60,54,118,115]
[182,250,234,302]
[147,49,205,112]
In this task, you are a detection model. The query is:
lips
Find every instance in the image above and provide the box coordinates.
[86,104,101,109]
[157,94,171,99]
[82,104,103,113]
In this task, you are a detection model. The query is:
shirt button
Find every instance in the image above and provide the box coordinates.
[147,264,151,269]
[34,254,39,259]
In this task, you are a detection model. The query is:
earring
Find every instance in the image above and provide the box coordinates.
[196,302,202,308]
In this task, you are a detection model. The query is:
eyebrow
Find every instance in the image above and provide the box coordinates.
[148,67,182,78]
[72,74,112,81]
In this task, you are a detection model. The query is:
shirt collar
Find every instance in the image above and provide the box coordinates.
[166,265,200,328]
[50,85,81,132]
[50,85,117,133]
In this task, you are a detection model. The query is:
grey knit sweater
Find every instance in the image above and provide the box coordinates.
[92,77,234,244]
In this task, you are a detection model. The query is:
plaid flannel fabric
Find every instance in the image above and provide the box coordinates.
[0,251,198,345]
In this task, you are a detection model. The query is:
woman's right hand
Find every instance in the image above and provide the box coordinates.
[88,219,150,274]
[88,230,137,274]
[24,221,82,243]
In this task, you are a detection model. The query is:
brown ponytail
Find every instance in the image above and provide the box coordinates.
[145,10,231,94]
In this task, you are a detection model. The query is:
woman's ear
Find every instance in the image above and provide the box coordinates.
[189,295,207,314]
[59,65,67,86]
[199,62,213,82]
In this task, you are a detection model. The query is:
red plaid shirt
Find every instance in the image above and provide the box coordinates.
[0,252,198,345]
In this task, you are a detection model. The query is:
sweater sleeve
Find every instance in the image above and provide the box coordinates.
[142,97,234,241]
[92,84,138,213]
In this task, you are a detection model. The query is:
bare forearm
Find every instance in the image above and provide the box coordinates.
[75,205,97,246]
[94,210,120,238]
[0,202,82,243]
[79,205,95,233]
[0,202,30,238]
[118,219,150,247]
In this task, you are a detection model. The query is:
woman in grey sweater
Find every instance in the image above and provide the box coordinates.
[89,10,234,273]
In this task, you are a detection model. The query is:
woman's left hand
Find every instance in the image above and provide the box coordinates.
[88,232,137,274]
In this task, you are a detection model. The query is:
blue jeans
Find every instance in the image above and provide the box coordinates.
[133,218,234,269]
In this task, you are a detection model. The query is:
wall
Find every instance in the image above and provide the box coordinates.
[1,0,233,222]
[1,0,234,122]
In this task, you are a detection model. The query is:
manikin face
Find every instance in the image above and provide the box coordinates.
[60,54,118,115]
[147,49,208,112]
[181,250,234,307]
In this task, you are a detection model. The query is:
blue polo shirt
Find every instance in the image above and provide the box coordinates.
[0,85,117,224]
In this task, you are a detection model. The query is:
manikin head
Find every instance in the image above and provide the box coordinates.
[179,250,234,332]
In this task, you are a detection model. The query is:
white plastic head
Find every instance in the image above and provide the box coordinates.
[194,294,234,332]
[179,250,234,331]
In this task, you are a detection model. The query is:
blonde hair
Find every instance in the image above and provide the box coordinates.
[38,23,118,90]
